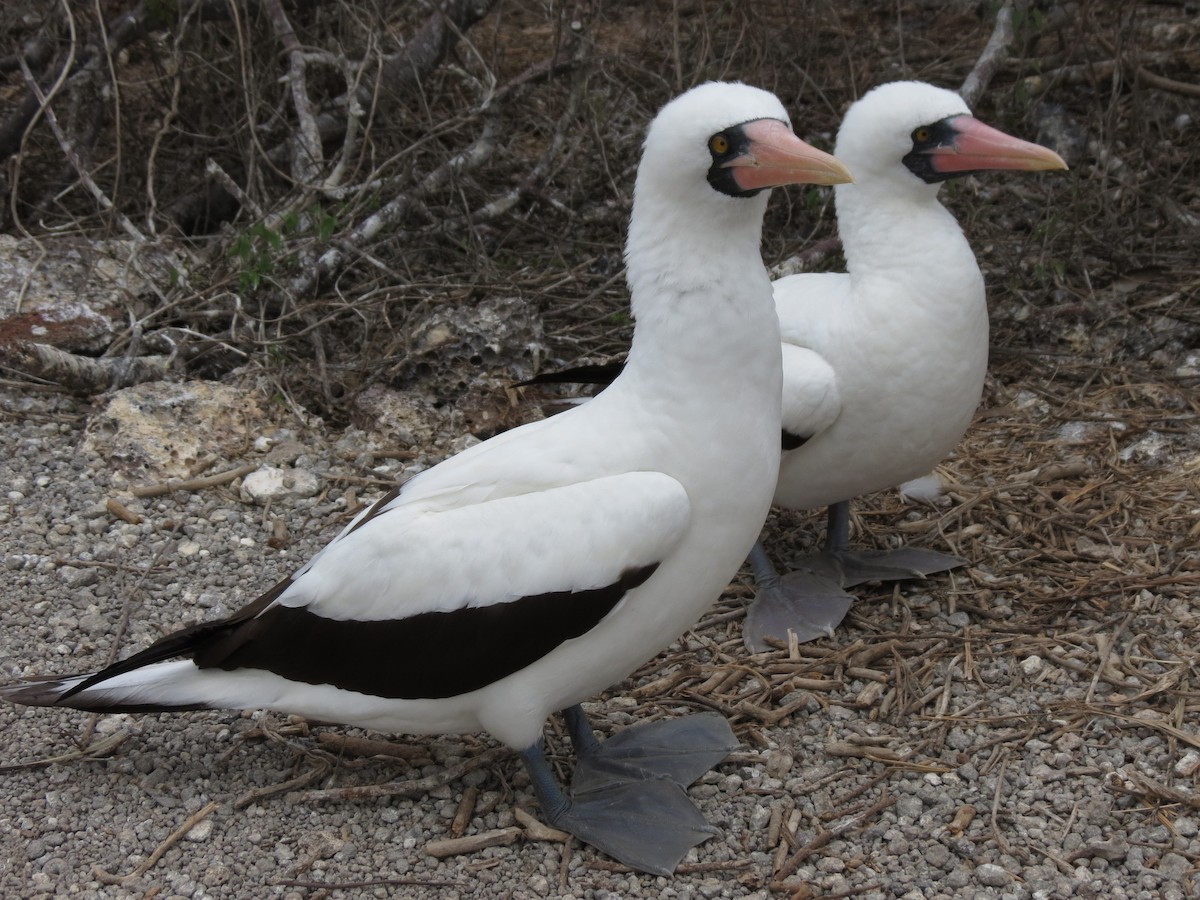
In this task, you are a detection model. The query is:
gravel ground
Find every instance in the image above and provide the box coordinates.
[2,0,1198,897]
[1,371,1198,900]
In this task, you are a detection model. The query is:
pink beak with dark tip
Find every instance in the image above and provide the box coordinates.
[723,119,854,191]
[926,115,1068,174]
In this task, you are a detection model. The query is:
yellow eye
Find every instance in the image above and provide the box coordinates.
[913,127,932,143]
[709,134,730,155]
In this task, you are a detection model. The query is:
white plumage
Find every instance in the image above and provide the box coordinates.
[746,81,1067,649]
[2,81,852,874]
[774,83,991,508]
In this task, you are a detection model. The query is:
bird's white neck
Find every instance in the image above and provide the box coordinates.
[620,190,779,392]
[625,190,768,309]
[835,180,981,302]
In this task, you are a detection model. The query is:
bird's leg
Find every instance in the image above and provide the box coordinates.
[561,703,600,757]
[824,500,852,555]
[822,500,966,588]
[519,741,572,822]
[518,733,717,876]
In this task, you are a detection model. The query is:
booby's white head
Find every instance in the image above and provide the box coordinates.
[639,82,850,201]
[834,81,1066,197]
[626,81,852,296]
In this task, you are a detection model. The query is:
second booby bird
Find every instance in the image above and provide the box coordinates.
[745,81,1067,649]
[0,82,851,875]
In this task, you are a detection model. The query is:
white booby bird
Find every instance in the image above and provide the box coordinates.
[0,83,851,875]
[519,82,1067,652]
[745,81,1068,650]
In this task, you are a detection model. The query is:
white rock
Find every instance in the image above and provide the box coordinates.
[185,819,213,842]
[94,714,134,735]
[82,381,274,479]
[898,474,944,503]
[1119,431,1172,464]
[239,467,320,504]
[766,749,793,778]
[1020,655,1044,675]
[1057,421,1123,444]
[1175,749,1200,777]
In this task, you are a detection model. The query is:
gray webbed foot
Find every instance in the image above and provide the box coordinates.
[822,500,965,587]
[565,708,738,792]
[832,546,966,588]
[548,778,718,876]
[743,539,855,651]
[521,709,736,875]
[743,568,855,651]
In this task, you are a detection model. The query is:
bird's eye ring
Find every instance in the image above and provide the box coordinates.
[913,127,932,143]
[709,133,731,156]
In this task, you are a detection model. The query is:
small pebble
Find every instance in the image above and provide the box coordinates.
[1174,749,1200,777]
[975,863,1011,886]
[185,819,213,842]
[766,749,793,778]
[1158,852,1191,879]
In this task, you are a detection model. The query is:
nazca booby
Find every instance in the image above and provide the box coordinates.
[0,82,852,875]
[519,82,1067,652]
[745,81,1067,650]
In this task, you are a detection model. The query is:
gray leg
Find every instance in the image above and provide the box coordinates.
[561,703,600,756]
[825,501,852,554]
[518,738,718,876]
[823,501,966,588]
[519,741,571,821]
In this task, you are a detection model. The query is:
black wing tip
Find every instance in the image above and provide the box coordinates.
[0,674,86,708]
[0,674,210,714]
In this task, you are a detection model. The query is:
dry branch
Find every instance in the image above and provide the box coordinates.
[424,827,522,859]
[1109,769,1200,810]
[129,462,260,499]
[0,22,58,76]
[233,765,329,811]
[93,801,219,884]
[959,0,1015,108]
[1133,65,1200,99]
[375,0,501,104]
[290,7,575,300]
[262,0,323,184]
[773,793,898,882]
[769,235,842,279]
[467,43,589,223]
[17,54,145,242]
[0,731,130,771]
[314,732,432,760]
[0,341,170,394]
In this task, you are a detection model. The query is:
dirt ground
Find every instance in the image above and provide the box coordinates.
[0,1,1198,898]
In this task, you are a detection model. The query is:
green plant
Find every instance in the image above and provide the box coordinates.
[229,222,284,293]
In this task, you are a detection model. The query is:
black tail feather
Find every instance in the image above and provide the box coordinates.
[517,361,625,388]
[50,574,294,704]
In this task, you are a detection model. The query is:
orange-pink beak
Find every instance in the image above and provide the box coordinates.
[722,119,853,191]
[924,115,1068,174]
